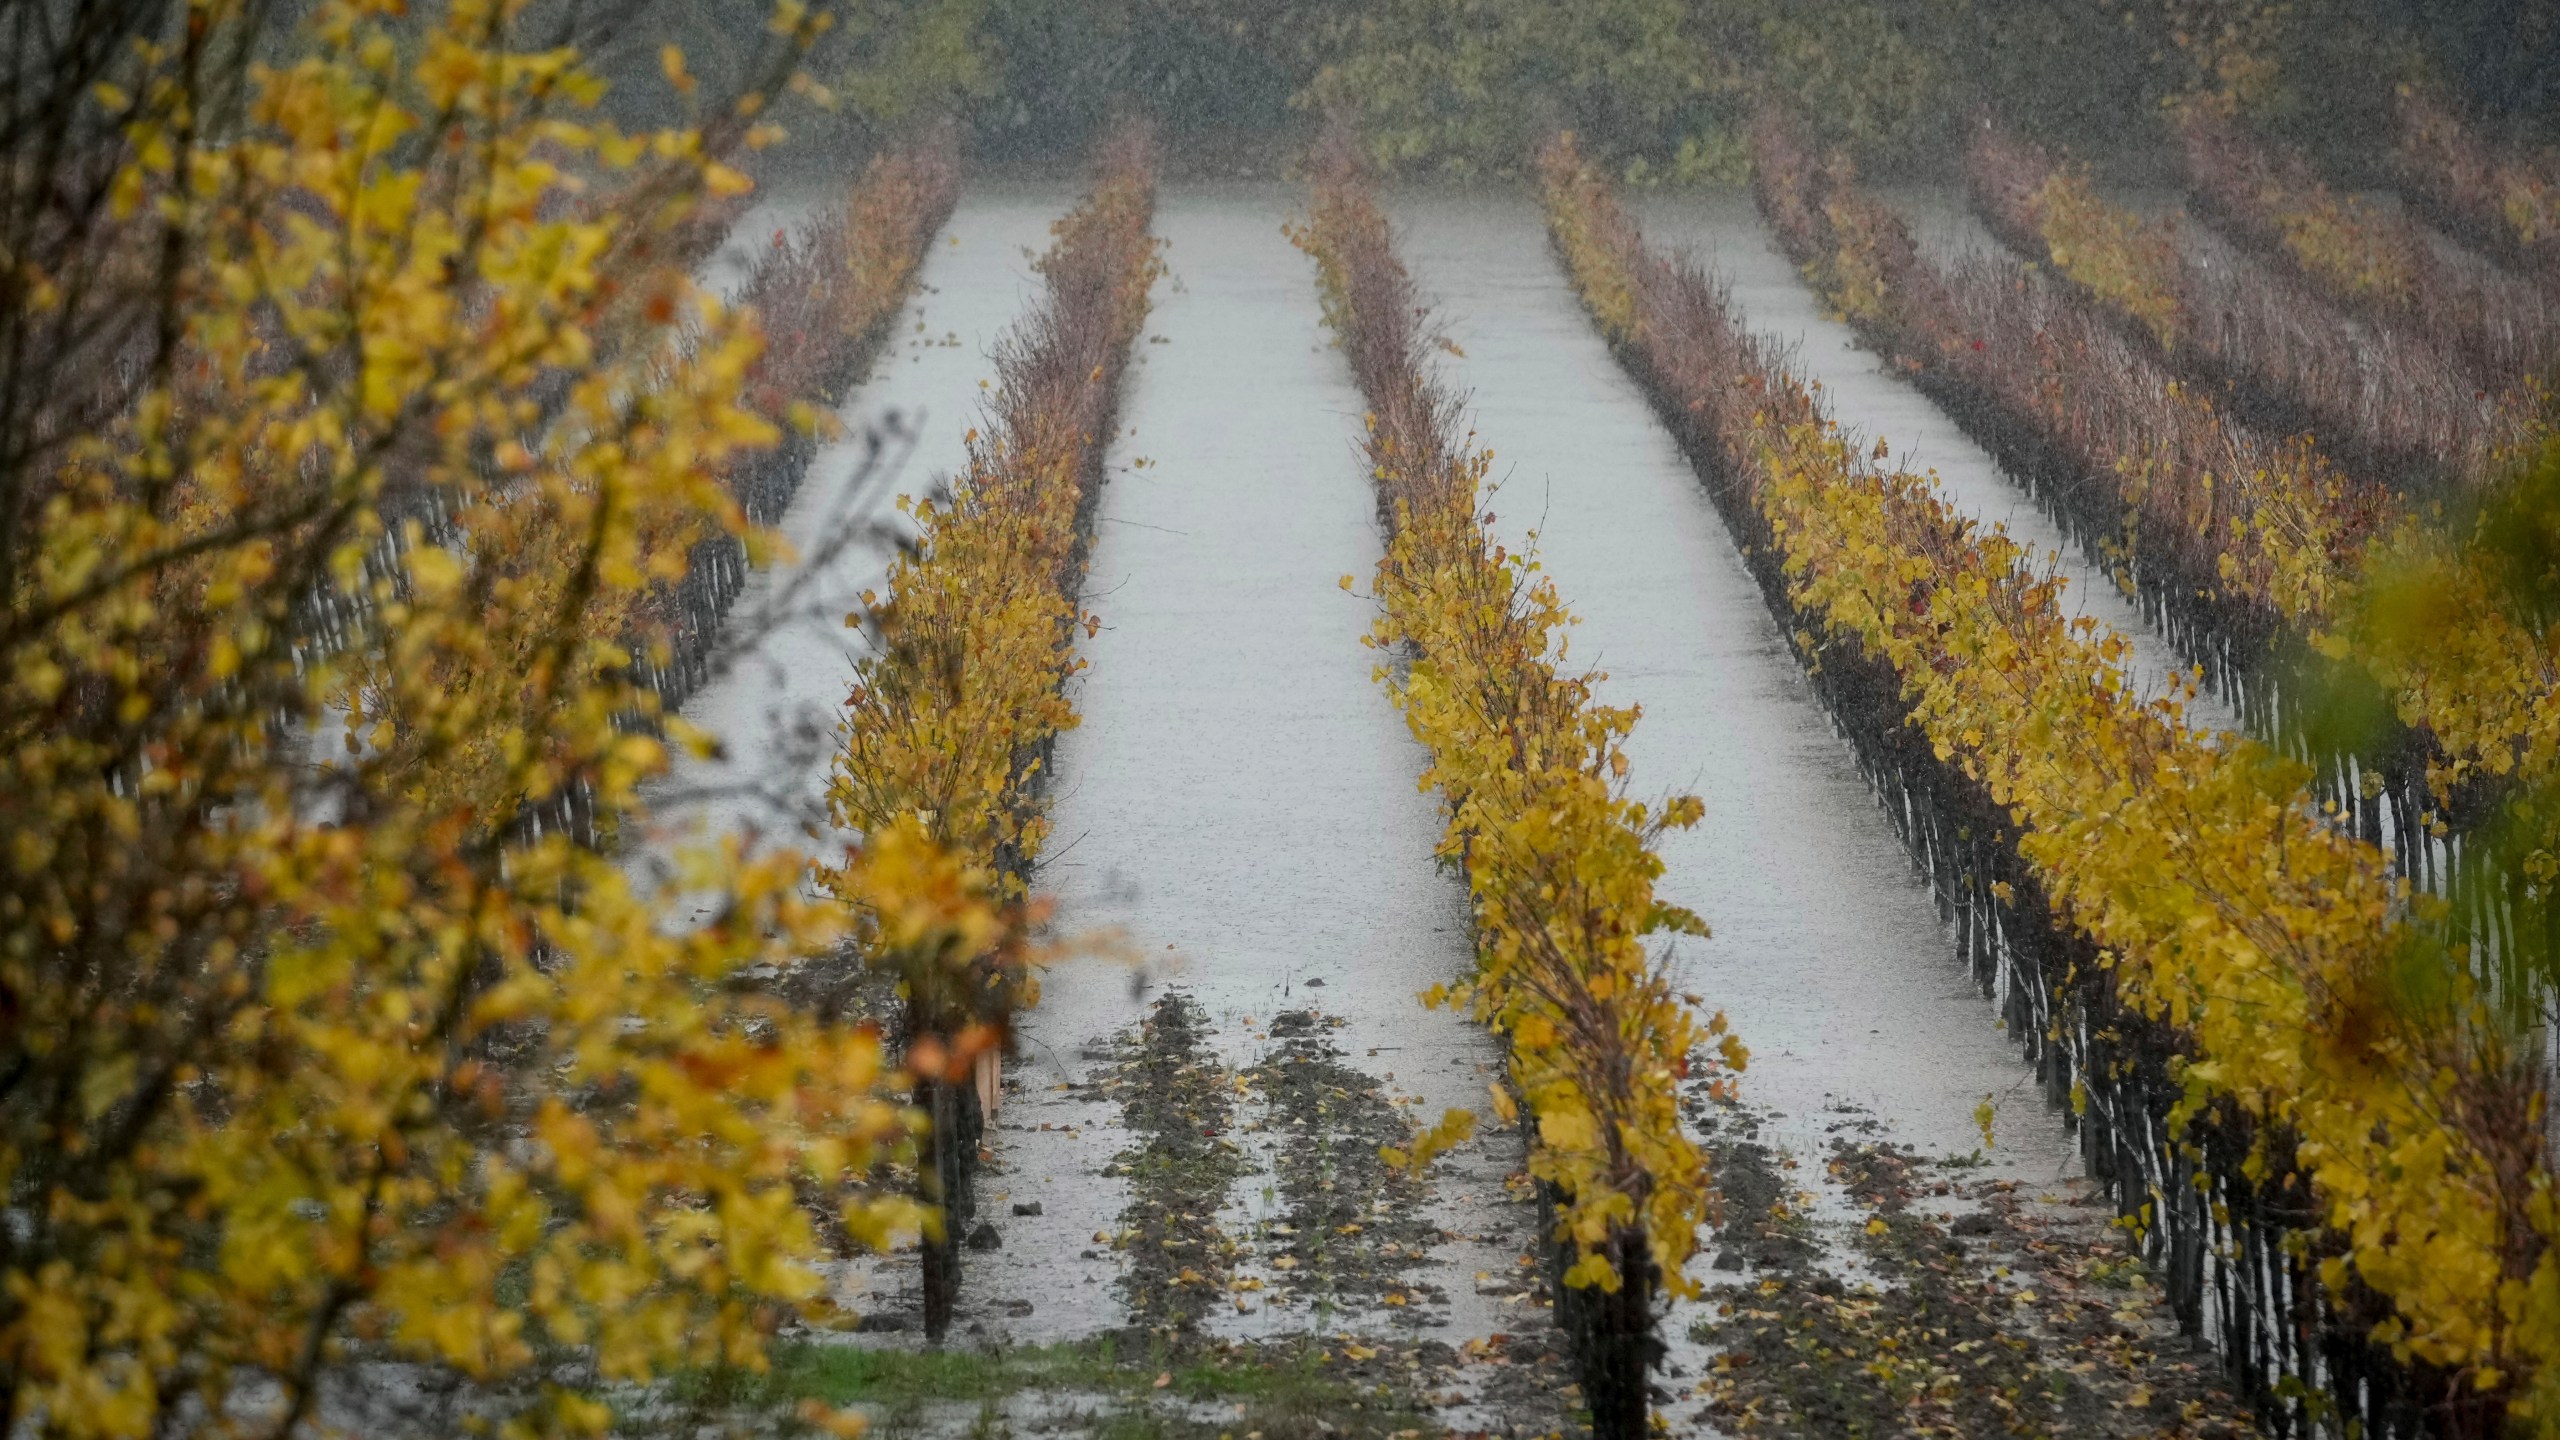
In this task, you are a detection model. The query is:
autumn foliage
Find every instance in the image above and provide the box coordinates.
[2176,104,2559,393]
[1546,131,2560,1429]
[823,126,1160,1335]
[2395,89,2560,289]
[1967,118,2527,495]
[0,3,978,1435]
[1751,114,2384,735]
[827,124,1158,1012]
[1293,134,1735,1438]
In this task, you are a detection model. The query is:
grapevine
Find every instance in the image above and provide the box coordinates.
[823,126,1163,1338]
[1544,132,2560,1428]
[1293,132,1736,1439]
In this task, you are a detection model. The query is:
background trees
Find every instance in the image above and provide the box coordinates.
[583,0,2560,180]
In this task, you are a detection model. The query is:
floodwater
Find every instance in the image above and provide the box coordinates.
[701,191,830,302]
[1386,189,2092,1298]
[640,179,2241,1381]
[1636,188,2235,734]
[1875,183,2011,262]
[634,186,1079,899]
[962,183,1545,1349]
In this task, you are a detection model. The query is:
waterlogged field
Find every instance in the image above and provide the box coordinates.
[627,157,2332,1439]
[36,8,2560,1439]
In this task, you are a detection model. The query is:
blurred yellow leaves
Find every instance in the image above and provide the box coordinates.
[0,2,947,1434]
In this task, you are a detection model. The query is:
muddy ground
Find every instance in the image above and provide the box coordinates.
[678,989,1579,1440]
[1678,1098,2257,1439]
[648,998,2257,1440]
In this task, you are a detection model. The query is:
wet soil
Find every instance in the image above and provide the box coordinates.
[1105,994,1253,1339]
[1095,992,1573,1432]
[656,1329,1573,1440]
[1686,1115,2259,1439]
[772,990,1576,1439]
[1245,1011,1448,1318]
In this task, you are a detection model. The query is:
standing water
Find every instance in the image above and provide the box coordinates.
[1635,189,2235,733]
[1386,191,2089,1357]
[633,187,1079,893]
[960,185,1558,1368]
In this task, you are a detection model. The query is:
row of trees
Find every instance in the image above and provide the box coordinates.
[615,0,2560,177]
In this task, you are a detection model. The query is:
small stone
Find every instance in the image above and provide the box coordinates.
[1711,1249,1745,1272]
[1013,1200,1043,1217]
[966,1222,1003,1251]
[1304,977,1326,987]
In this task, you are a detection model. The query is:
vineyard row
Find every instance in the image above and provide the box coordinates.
[822,126,1163,1340]
[1542,134,2554,1431]
[1292,137,1737,1438]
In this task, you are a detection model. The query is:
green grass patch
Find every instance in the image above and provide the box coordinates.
[661,1335,1445,1440]
[737,1339,1128,1408]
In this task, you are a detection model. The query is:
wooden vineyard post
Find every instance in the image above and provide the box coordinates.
[915,1073,984,1340]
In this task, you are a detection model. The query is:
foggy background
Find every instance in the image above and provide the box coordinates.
[574,0,2560,180]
